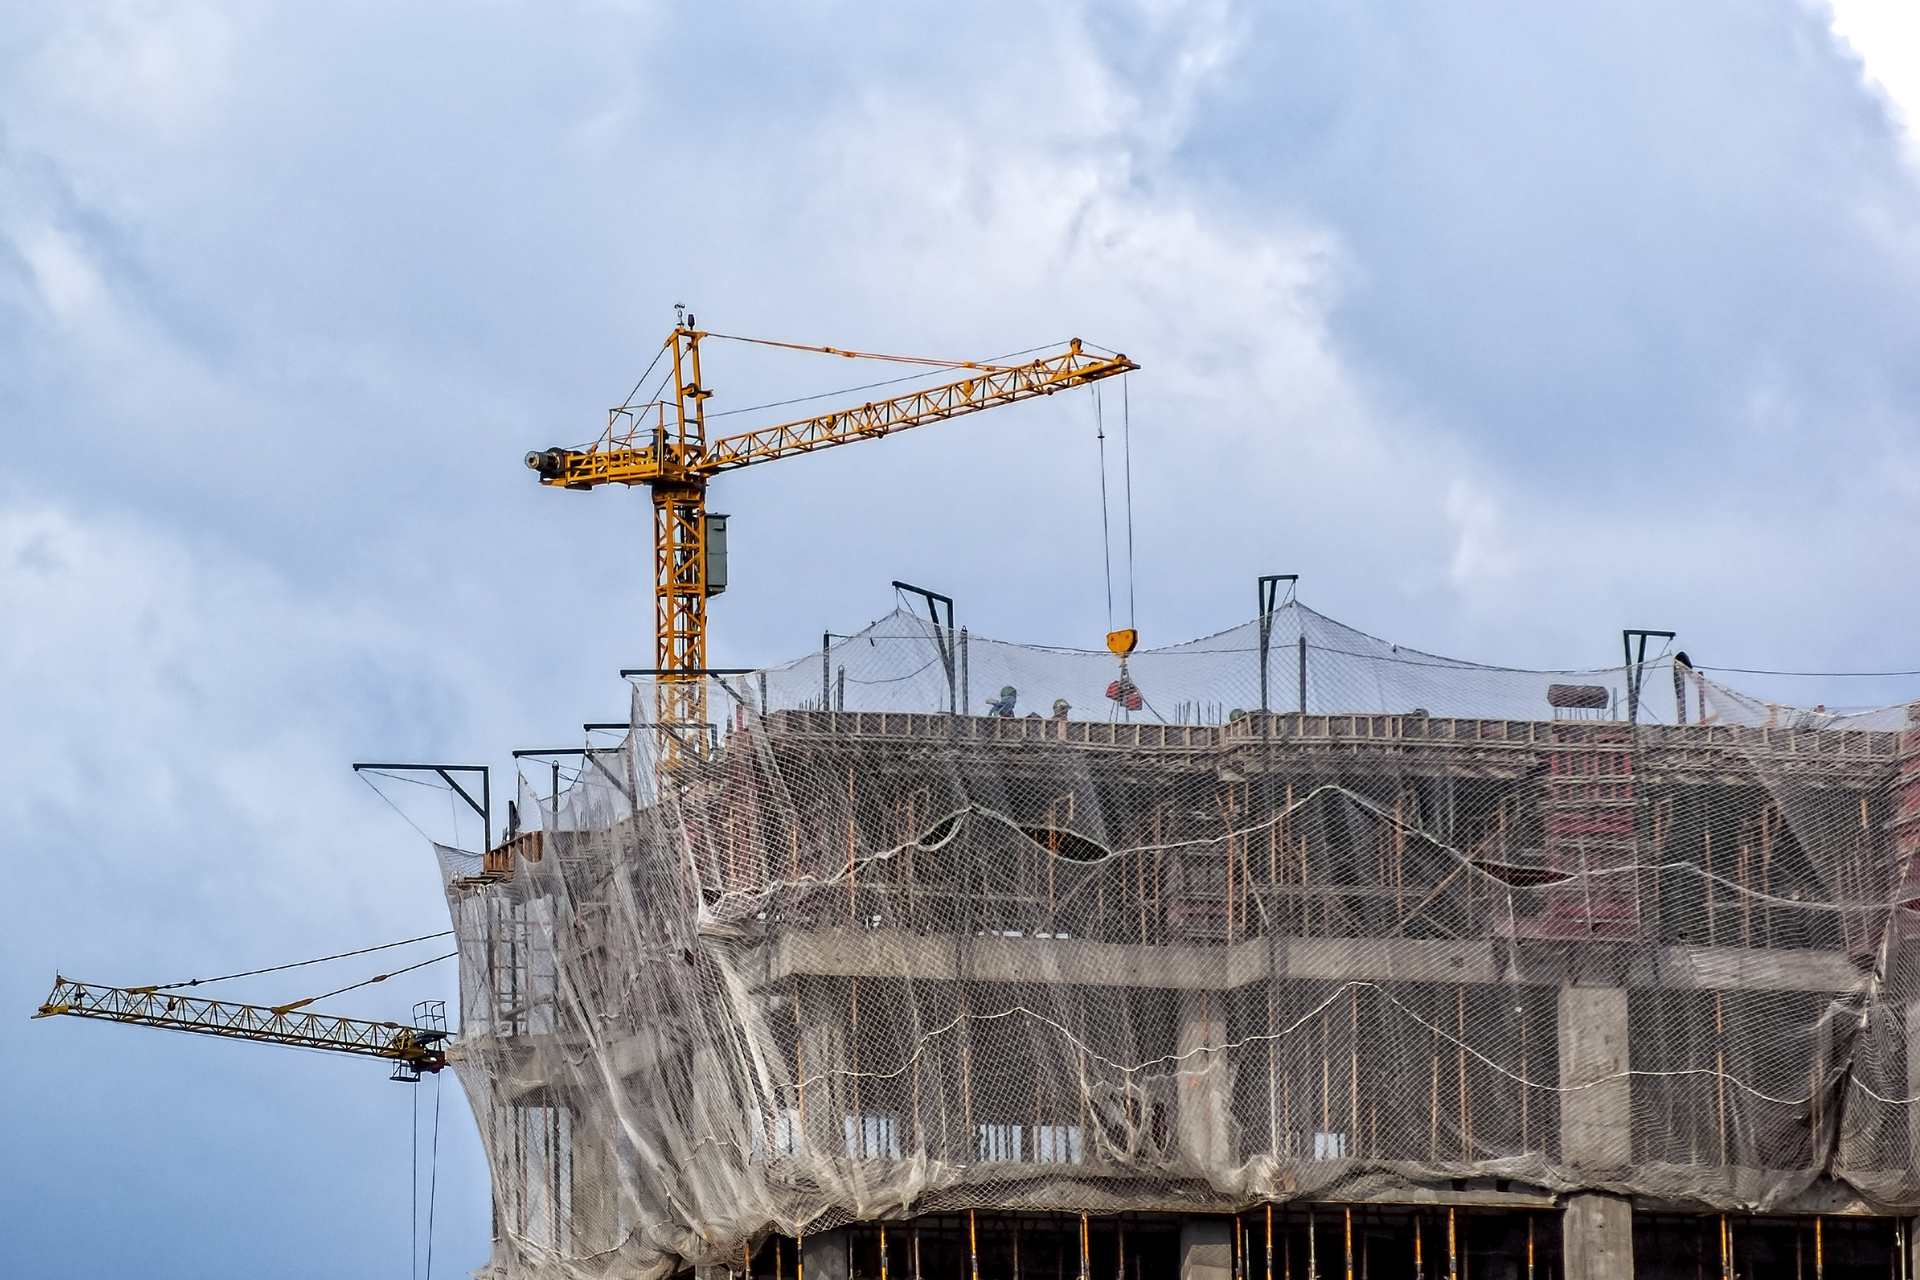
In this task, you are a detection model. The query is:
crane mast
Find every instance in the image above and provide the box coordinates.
[527,323,1137,767]
[655,325,713,739]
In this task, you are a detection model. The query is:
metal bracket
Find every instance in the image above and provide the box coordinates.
[892,580,957,713]
[1257,575,1299,712]
[1621,629,1678,724]
[351,763,490,840]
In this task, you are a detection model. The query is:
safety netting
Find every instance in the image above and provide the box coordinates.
[439,603,1920,1279]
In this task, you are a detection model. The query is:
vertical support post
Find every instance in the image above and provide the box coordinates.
[1344,1210,1354,1280]
[1559,986,1630,1165]
[960,628,969,714]
[1561,1198,1632,1280]
[1621,630,1676,725]
[1182,1219,1234,1280]
[1447,1210,1457,1280]
[1178,993,1231,1171]
[837,667,846,712]
[822,632,831,710]
[803,1231,851,1280]
[1298,636,1308,715]
[1082,1215,1092,1280]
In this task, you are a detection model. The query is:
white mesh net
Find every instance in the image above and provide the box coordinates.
[443,604,1920,1279]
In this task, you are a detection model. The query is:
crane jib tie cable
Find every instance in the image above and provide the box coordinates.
[266,952,459,1019]
[140,930,455,993]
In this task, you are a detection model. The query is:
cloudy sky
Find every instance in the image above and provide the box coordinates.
[5,3,1920,1276]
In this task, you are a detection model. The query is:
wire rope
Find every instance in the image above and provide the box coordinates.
[356,772,444,846]
[1122,374,1135,632]
[1698,664,1920,677]
[700,341,1058,421]
[426,1070,443,1280]
[150,931,455,992]
[704,332,1039,370]
[292,950,458,1008]
[1095,384,1113,633]
[412,1082,421,1280]
[616,339,671,413]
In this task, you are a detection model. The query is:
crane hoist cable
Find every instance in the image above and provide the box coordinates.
[1096,375,1143,716]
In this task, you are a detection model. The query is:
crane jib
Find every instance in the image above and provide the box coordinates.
[35,978,450,1071]
[526,342,1136,489]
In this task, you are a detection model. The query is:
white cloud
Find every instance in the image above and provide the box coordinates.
[1827,0,1920,147]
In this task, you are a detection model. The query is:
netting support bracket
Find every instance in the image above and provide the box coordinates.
[352,762,491,846]
[1621,630,1677,724]
[1258,575,1299,712]
[893,581,958,714]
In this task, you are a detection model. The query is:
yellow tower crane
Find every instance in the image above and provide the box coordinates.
[524,319,1137,765]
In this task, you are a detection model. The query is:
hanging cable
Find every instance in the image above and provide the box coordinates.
[426,1069,443,1280]
[1095,384,1114,633]
[412,1081,421,1280]
[1698,664,1920,677]
[147,931,455,992]
[705,332,1030,371]
[616,340,671,412]
[1122,374,1135,632]
[705,342,1057,421]
[356,772,441,846]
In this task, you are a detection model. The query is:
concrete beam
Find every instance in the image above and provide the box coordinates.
[762,929,1863,996]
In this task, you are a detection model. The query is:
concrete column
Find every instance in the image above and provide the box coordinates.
[1181,1218,1234,1280]
[802,1229,850,1280]
[568,1107,620,1254]
[1178,992,1236,1172]
[1906,1001,1920,1164]
[1561,1192,1633,1280]
[1557,987,1630,1167]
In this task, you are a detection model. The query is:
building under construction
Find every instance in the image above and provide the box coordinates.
[442,603,1920,1280]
